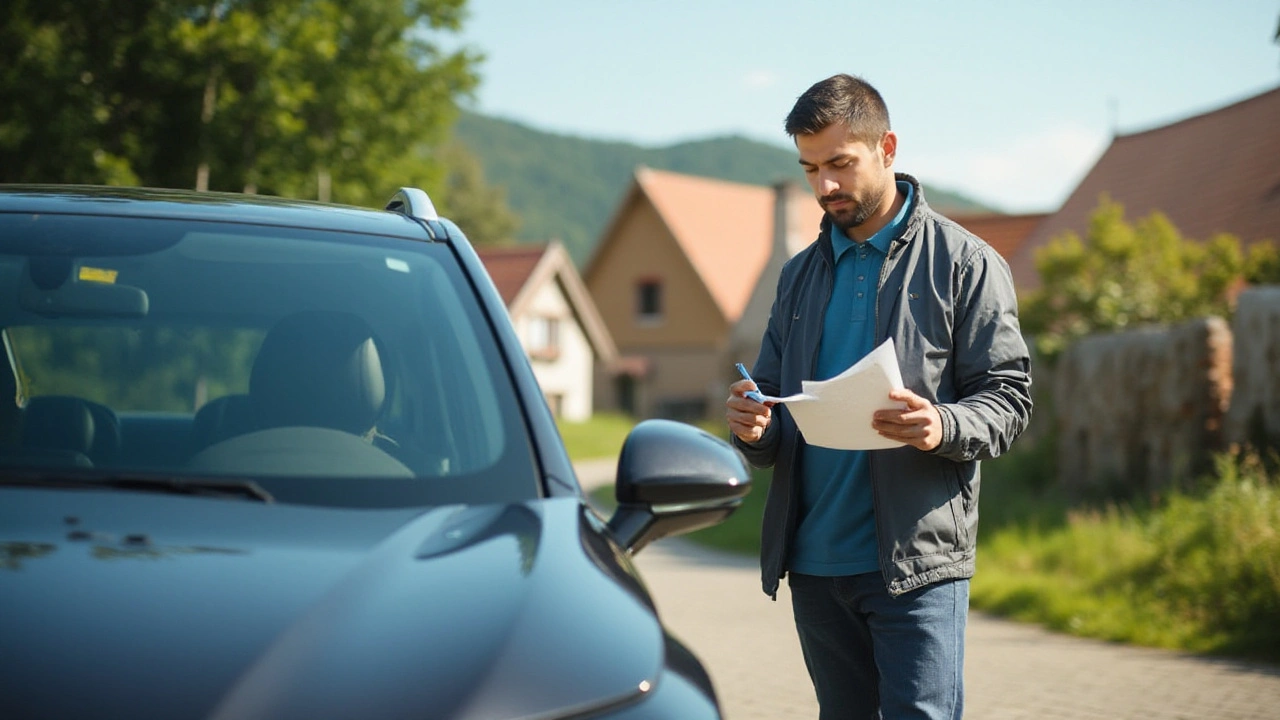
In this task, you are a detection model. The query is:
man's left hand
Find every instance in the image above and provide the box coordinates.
[873,389,942,451]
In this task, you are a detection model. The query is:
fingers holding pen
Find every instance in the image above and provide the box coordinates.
[726,379,772,442]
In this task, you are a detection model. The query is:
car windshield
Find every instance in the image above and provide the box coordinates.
[0,211,539,507]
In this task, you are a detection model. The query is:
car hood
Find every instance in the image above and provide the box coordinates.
[0,488,662,719]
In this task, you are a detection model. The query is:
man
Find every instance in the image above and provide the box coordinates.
[725,74,1033,720]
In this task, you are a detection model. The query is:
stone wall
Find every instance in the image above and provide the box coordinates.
[1053,317,1233,497]
[1224,286,1280,452]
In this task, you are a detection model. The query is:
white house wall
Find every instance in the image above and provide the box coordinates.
[518,279,595,422]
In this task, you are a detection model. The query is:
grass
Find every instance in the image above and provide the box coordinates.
[557,412,732,462]
[555,412,637,462]
[972,447,1280,663]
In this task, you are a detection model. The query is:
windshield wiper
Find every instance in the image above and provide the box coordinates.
[0,472,274,503]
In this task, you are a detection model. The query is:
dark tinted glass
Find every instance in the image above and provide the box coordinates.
[0,212,539,507]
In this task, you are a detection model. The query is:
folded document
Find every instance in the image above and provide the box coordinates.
[757,338,907,450]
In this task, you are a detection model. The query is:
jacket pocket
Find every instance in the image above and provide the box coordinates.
[947,464,970,547]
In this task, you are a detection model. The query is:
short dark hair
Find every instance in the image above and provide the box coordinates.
[784,74,891,145]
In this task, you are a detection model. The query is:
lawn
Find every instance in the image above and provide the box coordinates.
[555,412,638,462]
[972,446,1280,662]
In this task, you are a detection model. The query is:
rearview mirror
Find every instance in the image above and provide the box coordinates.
[18,257,149,318]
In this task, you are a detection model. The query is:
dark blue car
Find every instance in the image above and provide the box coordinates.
[0,186,751,719]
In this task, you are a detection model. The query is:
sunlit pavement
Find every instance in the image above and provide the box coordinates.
[574,457,1280,720]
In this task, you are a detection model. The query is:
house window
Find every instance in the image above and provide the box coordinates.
[526,316,560,361]
[636,278,663,324]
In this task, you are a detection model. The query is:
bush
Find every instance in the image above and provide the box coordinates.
[1022,198,1253,360]
[973,448,1280,662]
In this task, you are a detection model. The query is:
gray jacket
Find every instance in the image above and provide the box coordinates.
[733,174,1033,598]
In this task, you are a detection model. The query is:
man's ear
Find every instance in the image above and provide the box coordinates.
[881,131,898,168]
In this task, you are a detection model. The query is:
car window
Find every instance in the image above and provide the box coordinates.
[0,212,539,507]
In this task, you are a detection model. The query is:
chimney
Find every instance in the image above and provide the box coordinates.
[773,180,814,259]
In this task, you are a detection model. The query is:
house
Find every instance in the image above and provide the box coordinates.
[476,241,617,421]
[584,167,824,420]
[1010,84,1280,289]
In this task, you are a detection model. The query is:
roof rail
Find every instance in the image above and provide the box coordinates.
[385,187,439,221]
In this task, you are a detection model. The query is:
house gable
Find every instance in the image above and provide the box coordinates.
[585,174,733,350]
[635,168,776,325]
[477,242,616,421]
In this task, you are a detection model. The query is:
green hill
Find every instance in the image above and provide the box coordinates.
[454,111,992,265]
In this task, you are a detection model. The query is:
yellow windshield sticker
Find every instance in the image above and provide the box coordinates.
[78,266,119,284]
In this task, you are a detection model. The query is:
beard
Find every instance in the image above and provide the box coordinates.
[821,181,888,233]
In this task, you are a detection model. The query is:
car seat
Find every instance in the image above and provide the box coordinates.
[15,396,122,468]
[248,310,388,437]
[189,394,255,456]
[186,310,412,478]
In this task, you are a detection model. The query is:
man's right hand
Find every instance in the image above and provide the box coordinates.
[726,379,773,443]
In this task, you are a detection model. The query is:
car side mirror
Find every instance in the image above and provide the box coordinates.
[605,419,751,554]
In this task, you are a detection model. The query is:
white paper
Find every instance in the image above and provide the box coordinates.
[759,338,907,450]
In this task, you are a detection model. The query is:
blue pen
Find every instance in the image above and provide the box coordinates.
[735,363,768,404]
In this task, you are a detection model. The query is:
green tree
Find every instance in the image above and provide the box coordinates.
[1021,197,1268,359]
[0,0,481,207]
[1247,241,1280,285]
[0,0,177,185]
[435,141,520,245]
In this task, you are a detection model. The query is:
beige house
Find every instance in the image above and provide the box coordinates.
[583,167,823,420]
[476,241,616,421]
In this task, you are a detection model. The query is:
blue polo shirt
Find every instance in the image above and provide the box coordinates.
[789,181,913,577]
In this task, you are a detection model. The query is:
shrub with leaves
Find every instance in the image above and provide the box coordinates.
[1021,197,1276,359]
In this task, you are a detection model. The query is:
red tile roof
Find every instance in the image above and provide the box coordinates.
[476,241,619,363]
[1012,85,1280,289]
[949,212,1050,283]
[475,244,546,305]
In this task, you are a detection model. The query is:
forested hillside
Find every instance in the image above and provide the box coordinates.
[454,111,991,265]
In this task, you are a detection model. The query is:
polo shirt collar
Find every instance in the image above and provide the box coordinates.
[829,180,914,261]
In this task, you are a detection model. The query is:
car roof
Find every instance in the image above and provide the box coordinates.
[0,185,431,241]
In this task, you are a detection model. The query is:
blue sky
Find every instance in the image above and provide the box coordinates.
[450,0,1280,214]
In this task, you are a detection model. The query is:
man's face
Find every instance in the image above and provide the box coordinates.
[796,122,896,235]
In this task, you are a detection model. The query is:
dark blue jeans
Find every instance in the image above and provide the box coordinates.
[789,572,968,720]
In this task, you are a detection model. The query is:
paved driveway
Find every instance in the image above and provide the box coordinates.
[575,458,1280,719]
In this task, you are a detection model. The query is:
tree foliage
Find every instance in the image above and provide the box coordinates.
[11,327,261,412]
[435,140,520,246]
[1021,197,1280,358]
[0,0,490,208]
